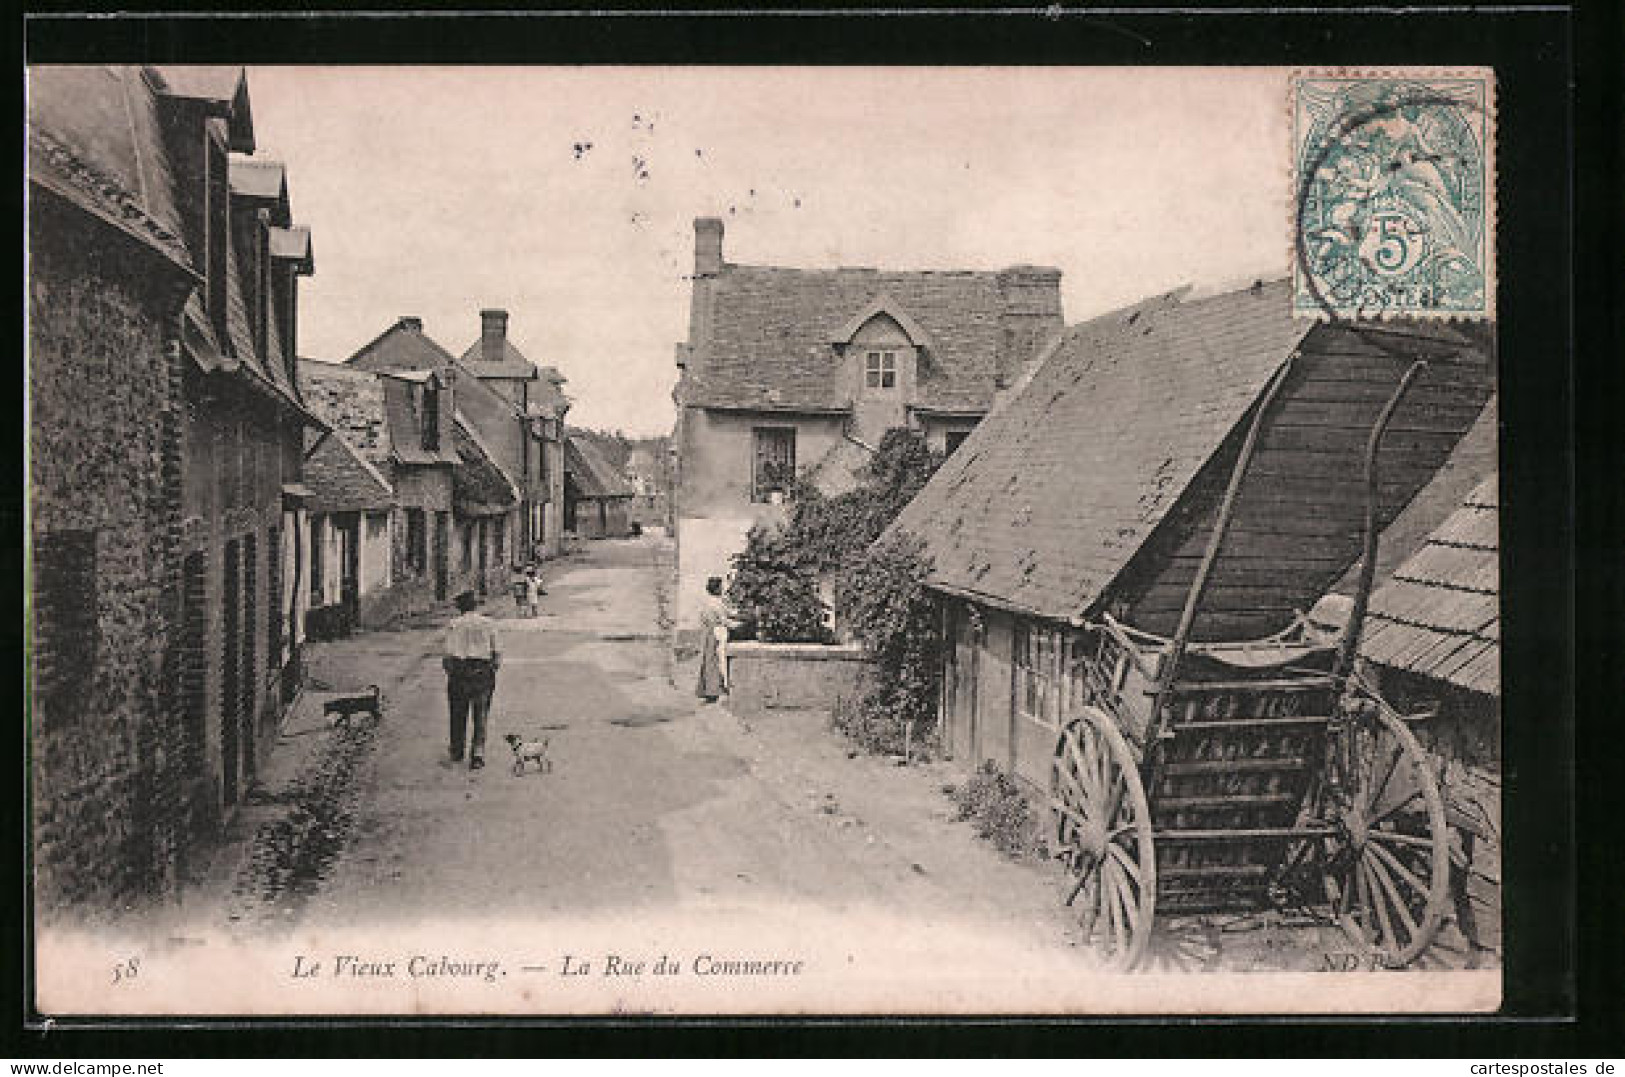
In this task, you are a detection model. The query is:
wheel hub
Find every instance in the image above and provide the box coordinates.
[1078,818,1109,859]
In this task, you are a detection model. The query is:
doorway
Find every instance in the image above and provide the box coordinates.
[434,511,449,601]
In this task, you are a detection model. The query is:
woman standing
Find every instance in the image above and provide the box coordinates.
[696,576,730,702]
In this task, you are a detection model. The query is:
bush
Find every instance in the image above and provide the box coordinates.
[726,524,830,643]
[726,428,942,646]
[836,530,942,757]
[949,761,1050,860]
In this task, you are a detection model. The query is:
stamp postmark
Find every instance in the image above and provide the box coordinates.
[1292,70,1496,320]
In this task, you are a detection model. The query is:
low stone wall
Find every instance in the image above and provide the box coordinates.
[726,641,872,718]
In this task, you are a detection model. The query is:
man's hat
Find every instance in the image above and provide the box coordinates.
[454,590,478,611]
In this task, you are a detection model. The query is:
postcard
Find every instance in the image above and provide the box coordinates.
[27,63,1501,1016]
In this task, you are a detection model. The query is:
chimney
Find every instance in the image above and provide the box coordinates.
[994,265,1064,389]
[694,217,724,278]
[397,316,422,332]
[481,308,509,364]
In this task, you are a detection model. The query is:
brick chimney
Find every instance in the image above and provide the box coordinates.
[994,265,1064,389]
[397,316,422,332]
[694,217,724,278]
[480,308,509,364]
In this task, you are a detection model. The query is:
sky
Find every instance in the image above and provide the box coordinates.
[246,67,1290,436]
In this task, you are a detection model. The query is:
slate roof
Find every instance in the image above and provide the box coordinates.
[889,279,1314,622]
[300,360,393,468]
[345,318,460,373]
[27,66,192,272]
[144,66,255,151]
[269,225,313,272]
[452,413,521,515]
[525,367,571,419]
[305,427,395,514]
[458,335,542,380]
[228,157,291,225]
[382,372,461,467]
[566,437,635,499]
[1359,475,1499,696]
[683,263,1062,413]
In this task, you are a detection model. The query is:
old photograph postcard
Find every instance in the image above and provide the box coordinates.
[27,63,1503,1016]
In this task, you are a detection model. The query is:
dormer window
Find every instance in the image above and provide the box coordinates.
[421,384,441,452]
[864,349,898,390]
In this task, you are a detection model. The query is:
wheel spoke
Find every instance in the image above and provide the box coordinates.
[1104,858,1126,956]
[1112,856,1138,934]
[1369,828,1433,849]
[1370,788,1424,826]
[1108,840,1142,887]
[1055,760,1094,824]
[1351,856,1373,934]
[1368,836,1431,899]
[1064,852,1102,907]
[1053,800,1090,832]
[1366,847,1421,941]
[1068,736,1102,804]
[1366,736,1404,815]
[1361,858,1399,949]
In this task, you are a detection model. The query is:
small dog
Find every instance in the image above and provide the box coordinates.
[505,733,552,776]
[324,685,381,726]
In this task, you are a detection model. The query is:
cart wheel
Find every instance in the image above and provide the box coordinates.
[1051,706,1157,972]
[1321,704,1451,967]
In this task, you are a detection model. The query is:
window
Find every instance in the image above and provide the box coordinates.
[752,427,796,502]
[1013,623,1057,730]
[406,508,428,575]
[421,386,441,452]
[945,430,970,456]
[460,521,475,574]
[864,349,897,389]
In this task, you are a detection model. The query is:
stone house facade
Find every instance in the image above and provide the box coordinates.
[300,354,516,630]
[671,216,1064,646]
[28,65,320,919]
[457,309,571,562]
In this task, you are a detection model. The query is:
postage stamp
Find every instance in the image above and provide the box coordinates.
[1291,70,1496,320]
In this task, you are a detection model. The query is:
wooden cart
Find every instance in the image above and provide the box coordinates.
[1049,359,1452,971]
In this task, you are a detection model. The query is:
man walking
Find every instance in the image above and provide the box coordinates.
[443,590,500,769]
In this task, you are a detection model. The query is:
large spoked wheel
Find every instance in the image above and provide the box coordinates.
[1319,704,1451,967]
[1051,706,1157,972]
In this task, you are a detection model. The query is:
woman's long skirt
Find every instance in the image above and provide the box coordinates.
[696,632,725,700]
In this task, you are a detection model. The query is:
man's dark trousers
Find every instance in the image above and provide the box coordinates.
[446,657,496,761]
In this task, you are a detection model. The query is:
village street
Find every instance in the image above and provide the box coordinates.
[211,535,1108,965]
[186,530,1403,1000]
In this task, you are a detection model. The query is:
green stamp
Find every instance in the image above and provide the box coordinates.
[1293,72,1495,319]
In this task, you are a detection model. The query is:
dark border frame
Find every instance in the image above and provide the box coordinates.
[12,0,1603,1056]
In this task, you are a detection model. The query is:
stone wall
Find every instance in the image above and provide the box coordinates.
[725,641,872,719]
[28,207,191,919]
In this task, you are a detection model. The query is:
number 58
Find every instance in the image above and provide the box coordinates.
[111,956,139,984]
